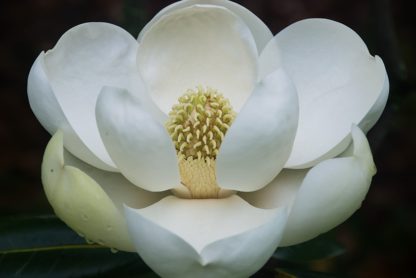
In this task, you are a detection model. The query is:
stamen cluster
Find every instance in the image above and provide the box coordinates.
[166,86,236,162]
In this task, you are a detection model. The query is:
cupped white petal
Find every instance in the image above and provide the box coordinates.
[124,195,288,278]
[95,87,180,192]
[239,169,307,209]
[63,150,169,211]
[36,22,146,169]
[359,68,389,133]
[137,4,258,114]
[28,53,116,171]
[279,125,376,246]
[42,131,166,252]
[138,0,273,52]
[216,69,299,192]
[258,38,282,81]
[269,19,388,168]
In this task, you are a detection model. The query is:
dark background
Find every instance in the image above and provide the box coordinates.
[0,0,415,277]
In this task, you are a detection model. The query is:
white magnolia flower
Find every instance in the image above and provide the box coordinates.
[28,0,388,277]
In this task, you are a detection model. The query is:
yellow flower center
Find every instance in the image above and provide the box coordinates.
[166,86,236,198]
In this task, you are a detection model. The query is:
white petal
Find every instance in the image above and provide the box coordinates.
[359,68,389,133]
[216,69,299,192]
[42,131,165,252]
[239,169,307,209]
[95,87,180,192]
[279,125,376,246]
[28,53,116,171]
[269,19,388,168]
[258,37,282,81]
[137,4,258,114]
[138,0,273,53]
[63,150,169,211]
[124,195,288,278]
[38,22,145,169]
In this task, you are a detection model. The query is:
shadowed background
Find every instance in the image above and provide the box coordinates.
[0,0,414,277]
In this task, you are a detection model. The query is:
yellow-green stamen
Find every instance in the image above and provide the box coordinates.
[166,86,236,198]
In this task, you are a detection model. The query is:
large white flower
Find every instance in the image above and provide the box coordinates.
[27,0,388,277]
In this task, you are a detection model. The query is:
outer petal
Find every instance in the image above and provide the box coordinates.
[138,0,273,53]
[28,53,115,171]
[359,69,389,133]
[124,196,288,278]
[266,19,388,168]
[242,125,376,246]
[30,22,147,169]
[42,131,167,252]
[95,87,180,192]
[137,4,258,113]
[63,150,169,212]
[216,69,299,192]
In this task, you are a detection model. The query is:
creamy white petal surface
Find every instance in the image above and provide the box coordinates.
[30,22,145,170]
[359,69,389,133]
[258,38,282,81]
[137,4,258,113]
[125,196,288,278]
[63,150,169,211]
[138,0,273,53]
[241,126,375,245]
[216,69,298,192]
[239,169,307,209]
[42,131,167,252]
[278,126,376,246]
[96,87,180,192]
[268,19,388,168]
[28,53,115,171]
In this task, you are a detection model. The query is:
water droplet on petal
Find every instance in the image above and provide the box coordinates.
[86,239,94,244]
[110,248,118,254]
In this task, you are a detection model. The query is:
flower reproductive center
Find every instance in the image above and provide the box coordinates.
[166,86,236,199]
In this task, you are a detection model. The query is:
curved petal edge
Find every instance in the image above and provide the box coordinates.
[124,195,288,278]
[239,169,307,210]
[216,69,299,192]
[38,22,144,170]
[276,19,388,168]
[28,52,117,171]
[96,86,180,192]
[137,4,258,113]
[280,125,376,246]
[42,131,136,252]
[138,0,273,53]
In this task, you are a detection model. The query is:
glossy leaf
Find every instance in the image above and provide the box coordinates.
[274,268,337,278]
[0,214,154,277]
[273,232,346,263]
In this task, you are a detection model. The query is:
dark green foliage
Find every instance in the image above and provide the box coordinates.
[274,233,345,263]
[0,215,154,277]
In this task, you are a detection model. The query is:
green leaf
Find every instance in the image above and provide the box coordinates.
[252,266,338,278]
[0,214,155,277]
[274,267,338,278]
[273,233,346,263]
[0,214,86,252]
